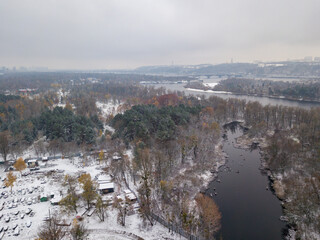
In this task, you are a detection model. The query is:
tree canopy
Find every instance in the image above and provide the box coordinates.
[111,104,201,144]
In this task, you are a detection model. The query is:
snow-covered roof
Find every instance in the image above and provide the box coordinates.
[97,175,112,183]
[28,159,38,163]
[50,195,62,203]
[40,193,47,198]
[98,182,114,190]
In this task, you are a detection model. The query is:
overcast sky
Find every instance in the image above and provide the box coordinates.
[1,0,320,69]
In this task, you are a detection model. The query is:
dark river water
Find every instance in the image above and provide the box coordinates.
[206,124,286,240]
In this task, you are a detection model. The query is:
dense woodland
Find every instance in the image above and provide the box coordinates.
[0,73,319,239]
[213,78,320,101]
[111,104,202,144]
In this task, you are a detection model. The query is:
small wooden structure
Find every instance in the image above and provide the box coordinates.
[98,182,114,194]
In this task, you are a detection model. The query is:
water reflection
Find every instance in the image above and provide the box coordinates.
[207,123,286,240]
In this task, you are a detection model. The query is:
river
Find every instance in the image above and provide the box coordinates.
[148,81,320,109]
[147,81,320,239]
[147,81,301,239]
[206,123,286,240]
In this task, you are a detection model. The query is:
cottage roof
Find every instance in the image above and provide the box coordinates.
[98,182,114,190]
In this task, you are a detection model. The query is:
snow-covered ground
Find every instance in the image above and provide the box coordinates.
[0,155,184,240]
[186,88,232,94]
[0,99,192,239]
[203,82,218,88]
[96,100,123,134]
[96,101,121,118]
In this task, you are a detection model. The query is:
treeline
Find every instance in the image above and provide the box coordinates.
[0,98,102,162]
[0,72,187,92]
[69,81,167,104]
[38,107,102,144]
[0,94,20,103]
[213,78,320,101]
[0,94,55,132]
[8,107,102,144]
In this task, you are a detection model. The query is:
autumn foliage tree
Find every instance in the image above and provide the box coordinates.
[4,171,17,192]
[98,150,104,164]
[13,157,26,175]
[157,94,180,107]
[60,175,79,213]
[78,173,97,209]
[195,193,221,239]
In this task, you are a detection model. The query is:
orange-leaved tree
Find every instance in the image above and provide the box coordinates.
[195,193,221,239]
[14,157,27,175]
[4,171,17,192]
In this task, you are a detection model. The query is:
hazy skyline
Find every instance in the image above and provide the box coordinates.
[1,0,320,69]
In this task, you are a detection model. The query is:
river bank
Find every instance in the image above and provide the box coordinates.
[184,82,320,105]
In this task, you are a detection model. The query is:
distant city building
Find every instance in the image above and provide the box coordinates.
[19,66,28,72]
[304,56,313,62]
[314,57,320,62]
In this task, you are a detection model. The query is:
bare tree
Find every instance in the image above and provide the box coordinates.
[0,131,10,162]
[96,195,108,222]
[70,219,89,240]
[34,138,46,157]
[37,215,68,240]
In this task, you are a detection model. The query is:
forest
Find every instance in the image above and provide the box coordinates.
[111,104,202,144]
[0,73,319,239]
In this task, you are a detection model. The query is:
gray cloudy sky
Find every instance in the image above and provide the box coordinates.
[1,0,320,69]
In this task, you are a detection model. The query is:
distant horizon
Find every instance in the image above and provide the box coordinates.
[2,57,320,72]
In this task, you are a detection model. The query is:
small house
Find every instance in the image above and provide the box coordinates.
[98,182,114,194]
[27,159,38,168]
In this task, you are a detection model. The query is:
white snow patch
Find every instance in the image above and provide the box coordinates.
[186,88,232,94]
[96,101,121,118]
[203,82,218,88]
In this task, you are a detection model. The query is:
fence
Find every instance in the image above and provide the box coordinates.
[150,212,203,240]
